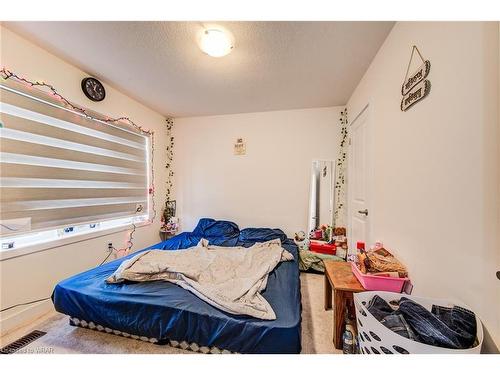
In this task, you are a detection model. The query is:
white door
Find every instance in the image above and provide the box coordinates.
[348,107,370,253]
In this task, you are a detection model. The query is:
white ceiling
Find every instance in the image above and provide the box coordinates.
[4,21,394,117]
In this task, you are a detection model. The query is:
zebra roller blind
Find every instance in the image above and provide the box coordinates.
[0,81,150,237]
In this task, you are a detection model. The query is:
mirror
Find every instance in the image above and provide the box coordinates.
[308,160,336,235]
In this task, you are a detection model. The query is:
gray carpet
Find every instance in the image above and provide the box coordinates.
[6,272,340,354]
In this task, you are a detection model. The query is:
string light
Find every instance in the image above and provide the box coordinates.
[0,67,163,256]
[112,222,137,257]
[149,132,157,224]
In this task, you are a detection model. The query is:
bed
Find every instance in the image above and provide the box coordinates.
[52,218,302,354]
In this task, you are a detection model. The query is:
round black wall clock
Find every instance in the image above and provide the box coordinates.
[81,77,106,102]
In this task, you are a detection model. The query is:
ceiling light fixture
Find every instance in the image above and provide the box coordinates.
[199,29,233,57]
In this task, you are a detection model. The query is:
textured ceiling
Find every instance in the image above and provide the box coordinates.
[4,21,394,117]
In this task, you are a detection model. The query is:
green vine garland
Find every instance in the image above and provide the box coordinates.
[334,108,348,227]
[165,118,174,208]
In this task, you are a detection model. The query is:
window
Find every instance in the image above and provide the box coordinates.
[0,80,151,251]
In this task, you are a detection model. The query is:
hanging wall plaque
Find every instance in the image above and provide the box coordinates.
[401,45,431,111]
[401,79,431,111]
[402,60,431,95]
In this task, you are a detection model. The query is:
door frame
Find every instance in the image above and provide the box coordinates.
[347,104,373,254]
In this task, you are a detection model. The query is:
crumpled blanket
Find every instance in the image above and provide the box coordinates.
[106,238,294,320]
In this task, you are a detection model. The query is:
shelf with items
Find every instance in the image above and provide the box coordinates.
[308,225,348,259]
[159,220,178,241]
[159,200,179,241]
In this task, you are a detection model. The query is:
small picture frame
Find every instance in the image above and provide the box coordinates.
[234,138,246,155]
[164,200,176,221]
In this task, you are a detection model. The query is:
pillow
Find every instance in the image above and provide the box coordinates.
[192,218,240,240]
[239,228,288,243]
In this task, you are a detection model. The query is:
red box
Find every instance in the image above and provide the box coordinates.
[309,241,336,255]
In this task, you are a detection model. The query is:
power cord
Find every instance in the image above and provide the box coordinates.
[97,248,114,267]
[0,246,121,313]
[0,297,51,313]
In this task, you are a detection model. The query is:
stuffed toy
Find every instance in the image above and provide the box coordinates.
[294,231,310,250]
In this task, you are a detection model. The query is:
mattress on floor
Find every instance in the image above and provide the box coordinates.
[52,228,302,354]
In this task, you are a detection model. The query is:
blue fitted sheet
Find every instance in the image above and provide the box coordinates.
[52,225,302,354]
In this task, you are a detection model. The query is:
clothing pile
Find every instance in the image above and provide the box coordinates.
[358,247,408,278]
[298,249,343,272]
[366,295,477,349]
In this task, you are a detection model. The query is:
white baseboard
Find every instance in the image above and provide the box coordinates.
[0,299,54,337]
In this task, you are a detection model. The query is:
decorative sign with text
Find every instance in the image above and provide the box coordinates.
[234,138,246,155]
[401,46,431,111]
[401,79,431,111]
[401,60,431,95]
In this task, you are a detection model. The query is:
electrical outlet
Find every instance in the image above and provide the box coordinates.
[107,242,113,252]
[2,242,15,250]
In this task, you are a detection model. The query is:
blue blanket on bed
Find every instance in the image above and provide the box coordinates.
[52,218,302,354]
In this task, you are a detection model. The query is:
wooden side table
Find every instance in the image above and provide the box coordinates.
[323,260,365,350]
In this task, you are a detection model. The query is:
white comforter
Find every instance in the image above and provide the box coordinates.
[106,239,293,320]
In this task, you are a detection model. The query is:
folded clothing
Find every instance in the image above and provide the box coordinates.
[366,295,477,350]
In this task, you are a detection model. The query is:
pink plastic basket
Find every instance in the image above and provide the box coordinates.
[350,262,409,293]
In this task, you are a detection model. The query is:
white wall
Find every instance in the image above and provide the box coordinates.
[347,22,500,351]
[0,26,168,334]
[174,107,342,236]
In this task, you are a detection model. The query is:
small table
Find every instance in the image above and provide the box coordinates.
[323,260,365,350]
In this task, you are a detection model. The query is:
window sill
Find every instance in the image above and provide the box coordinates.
[0,220,152,261]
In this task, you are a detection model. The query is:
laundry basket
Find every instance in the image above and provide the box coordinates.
[354,291,483,354]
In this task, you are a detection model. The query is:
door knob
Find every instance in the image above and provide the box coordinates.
[358,209,368,216]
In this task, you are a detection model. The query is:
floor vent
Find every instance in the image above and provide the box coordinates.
[0,330,46,354]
